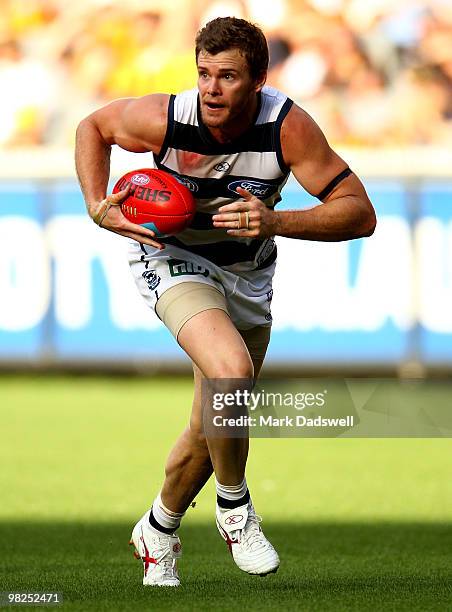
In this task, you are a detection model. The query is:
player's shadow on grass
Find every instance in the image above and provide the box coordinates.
[1,522,451,611]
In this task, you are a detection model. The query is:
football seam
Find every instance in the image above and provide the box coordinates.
[165,173,196,215]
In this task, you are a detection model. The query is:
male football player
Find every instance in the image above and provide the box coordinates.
[75,16,376,586]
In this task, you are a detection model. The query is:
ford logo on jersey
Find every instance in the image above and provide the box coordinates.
[174,176,199,193]
[228,180,276,198]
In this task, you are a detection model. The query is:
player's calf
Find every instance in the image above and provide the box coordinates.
[162,426,213,512]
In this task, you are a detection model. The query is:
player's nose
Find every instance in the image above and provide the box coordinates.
[207,77,221,95]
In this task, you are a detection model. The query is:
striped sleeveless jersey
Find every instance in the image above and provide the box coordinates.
[154,85,293,273]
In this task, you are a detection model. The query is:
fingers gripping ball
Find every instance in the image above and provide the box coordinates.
[113,169,196,237]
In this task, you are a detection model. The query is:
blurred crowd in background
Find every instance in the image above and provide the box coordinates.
[0,0,451,148]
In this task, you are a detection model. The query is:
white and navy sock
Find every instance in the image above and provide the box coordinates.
[148,493,185,535]
[216,477,250,511]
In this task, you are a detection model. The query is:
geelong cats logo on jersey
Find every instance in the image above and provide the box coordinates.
[174,175,199,193]
[214,161,230,172]
[228,180,277,198]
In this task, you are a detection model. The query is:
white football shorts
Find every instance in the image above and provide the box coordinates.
[128,240,275,337]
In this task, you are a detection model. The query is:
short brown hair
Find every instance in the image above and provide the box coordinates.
[195,17,269,80]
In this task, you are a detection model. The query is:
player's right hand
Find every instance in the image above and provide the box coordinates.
[90,185,165,249]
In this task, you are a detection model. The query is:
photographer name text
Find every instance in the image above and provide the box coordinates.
[213,415,354,428]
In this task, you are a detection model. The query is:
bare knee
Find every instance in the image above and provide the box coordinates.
[208,352,254,379]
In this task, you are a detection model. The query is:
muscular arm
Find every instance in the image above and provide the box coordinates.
[75,94,168,246]
[275,105,376,241]
[213,103,376,242]
[75,113,112,210]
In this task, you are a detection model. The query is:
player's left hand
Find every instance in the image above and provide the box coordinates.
[212,187,280,238]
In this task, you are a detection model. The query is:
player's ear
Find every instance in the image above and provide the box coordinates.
[254,70,267,93]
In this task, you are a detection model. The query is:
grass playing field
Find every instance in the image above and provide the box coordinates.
[1,375,451,611]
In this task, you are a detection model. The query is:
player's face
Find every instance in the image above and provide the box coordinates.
[197,49,264,131]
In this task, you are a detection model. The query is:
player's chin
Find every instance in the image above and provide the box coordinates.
[201,107,229,128]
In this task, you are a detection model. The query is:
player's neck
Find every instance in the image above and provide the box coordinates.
[208,94,259,144]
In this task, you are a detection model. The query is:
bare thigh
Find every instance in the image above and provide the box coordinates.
[178,309,254,380]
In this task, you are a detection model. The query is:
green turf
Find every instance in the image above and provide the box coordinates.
[1,376,452,610]
[1,521,451,611]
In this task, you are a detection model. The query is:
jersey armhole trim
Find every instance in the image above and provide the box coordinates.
[274,98,293,175]
[155,94,175,164]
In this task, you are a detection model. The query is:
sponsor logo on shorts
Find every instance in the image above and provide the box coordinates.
[214,161,230,172]
[175,176,199,193]
[265,312,273,322]
[168,258,209,278]
[266,289,273,302]
[228,180,277,198]
[142,269,161,291]
[131,173,151,186]
[256,239,276,268]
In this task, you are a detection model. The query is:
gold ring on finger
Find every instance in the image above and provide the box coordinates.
[245,211,250,229]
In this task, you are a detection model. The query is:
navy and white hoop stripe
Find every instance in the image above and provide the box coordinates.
[155,86,293,271]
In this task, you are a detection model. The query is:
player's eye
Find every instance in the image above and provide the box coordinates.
[224,74,234,80]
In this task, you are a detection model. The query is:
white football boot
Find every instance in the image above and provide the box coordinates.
[129,511,182,586]
[216,502,280,576]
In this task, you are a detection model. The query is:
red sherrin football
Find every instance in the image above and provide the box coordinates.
[113,168,196,237]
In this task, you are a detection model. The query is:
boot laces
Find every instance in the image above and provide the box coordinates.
[231,511,268,552]
[153,534,178,578]
[160,555,177,577]
[242,511,266,551]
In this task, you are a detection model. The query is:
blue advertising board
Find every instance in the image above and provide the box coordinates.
[0,177,451,366]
